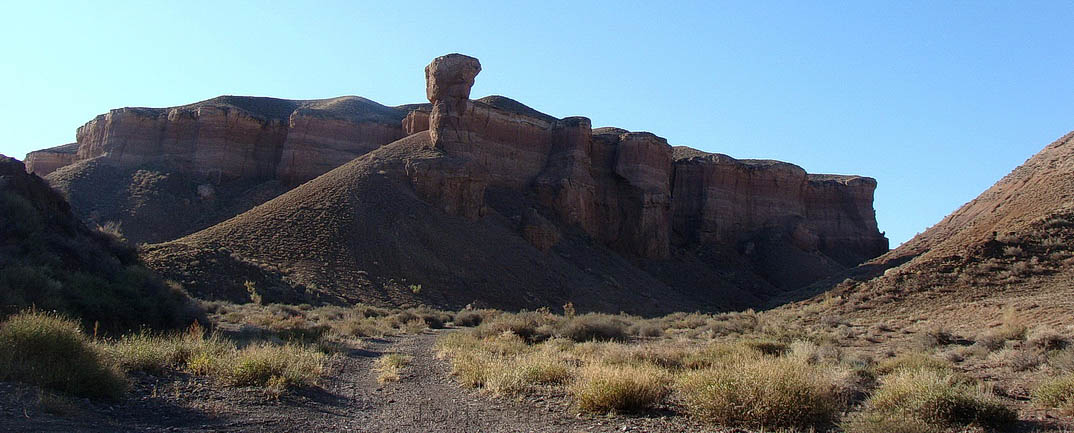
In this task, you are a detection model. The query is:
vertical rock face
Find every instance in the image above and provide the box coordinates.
[24,143,79,176]
[44,95,409,186]
[417,53,886,266]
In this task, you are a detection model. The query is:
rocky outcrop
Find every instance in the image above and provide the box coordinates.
[24,143,79,176]
[39,95,409,186]
[417,53,886,267]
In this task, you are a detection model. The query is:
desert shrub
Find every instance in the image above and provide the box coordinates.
[409,307,452,329]
[991,348,1044,372]
[627,321,664,338]
[680,341,766,370]
[742,338,789,356]
[914,327,955,350]
[108,324,230,375]
[864,369,1015,428]
[992,308,1028,341]
[1032,373,1074,415]
[558,314,630,342]
[570,364,669,413]
[486,352,574,396]
[228,343,325,389]
[0,311,126,399]
[1049,347,1074,373]
[472,311,559,343]
[333,315,393,338]
[676,357,845,430]
[787,340,842,364]
[874,352,953,376]
[973,332,1007,352]
[454,309,498,327]
[1028,326,1069,351]
[375,353,412,383]
[840,412,943,433]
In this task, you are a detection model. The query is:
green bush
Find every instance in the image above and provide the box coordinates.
[0,311,126,399]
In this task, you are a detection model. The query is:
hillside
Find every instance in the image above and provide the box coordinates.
[0,155,201,331]
[786,131,1074,332]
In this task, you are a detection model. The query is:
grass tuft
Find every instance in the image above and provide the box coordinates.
[0,311,126,399]
[570,364,668,413]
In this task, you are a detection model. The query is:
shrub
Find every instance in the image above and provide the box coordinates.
[676,357,844,430]
[228,343,325,389]
[627,321,664,338]
[454,309,497,327]
[0,311,126,399]
[486,352,574,396]
[865,369,1015,428]
[973,332,1007,352]
[570,364,668,413]
[1028,326,1069,351]
[1049,347,1074,373]
[558,314,630,342]
[375,353,412,383]
[914,327,954,350]
[1033,373,1074,415]
[473,311,558,343]
[108,324,230,375]
[840,412,943,433]
[874,352,952,376]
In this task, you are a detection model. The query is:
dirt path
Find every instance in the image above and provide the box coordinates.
[0,329,711,433]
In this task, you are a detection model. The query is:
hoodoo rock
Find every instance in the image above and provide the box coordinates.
[31,53,889,311]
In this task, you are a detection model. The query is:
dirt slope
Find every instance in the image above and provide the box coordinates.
[784,130,1074,330]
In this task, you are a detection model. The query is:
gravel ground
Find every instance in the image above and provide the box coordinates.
[0,329,723,433]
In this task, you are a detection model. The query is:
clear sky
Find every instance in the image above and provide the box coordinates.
[2,1,1072,246]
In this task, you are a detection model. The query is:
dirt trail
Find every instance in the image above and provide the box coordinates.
[0,329,709,433]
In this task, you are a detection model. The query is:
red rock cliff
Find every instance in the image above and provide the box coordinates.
[46,95,409,185]
[416,53,886,265]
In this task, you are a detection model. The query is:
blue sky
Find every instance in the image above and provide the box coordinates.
[2,1,1072,246]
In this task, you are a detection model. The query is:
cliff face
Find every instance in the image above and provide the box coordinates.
[56,95,408,186]
[411,53,887,269]
[24,143,79,176]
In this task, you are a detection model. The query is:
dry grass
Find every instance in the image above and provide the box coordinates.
[861,368,1015,429]
[0,311,127,399]
[375,353,413,383]
[570,364,669,413]
[1032,373,1074,415]
[676,356,848,430]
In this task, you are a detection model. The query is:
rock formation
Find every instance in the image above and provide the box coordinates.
[30,53,889,311]
[24,143,79,176]
[407,53,886,265]
[66,95,409,186]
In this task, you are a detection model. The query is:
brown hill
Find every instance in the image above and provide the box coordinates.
[786,131,1074,332]
[0,155,201,332]
[141,54,889,314]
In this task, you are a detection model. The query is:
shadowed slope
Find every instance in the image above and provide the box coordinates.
[143,132,746,314]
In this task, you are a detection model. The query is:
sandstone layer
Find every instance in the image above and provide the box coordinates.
[24,143,79,176]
